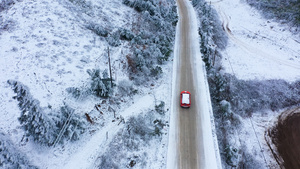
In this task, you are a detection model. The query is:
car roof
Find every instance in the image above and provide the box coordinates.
[182,93,190,104]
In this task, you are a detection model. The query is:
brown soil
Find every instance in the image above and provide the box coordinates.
[268,107,300,169]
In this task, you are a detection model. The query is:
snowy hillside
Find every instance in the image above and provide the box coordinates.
[1,0,299,168]
[0,0,177,168]
[193,0,300,168]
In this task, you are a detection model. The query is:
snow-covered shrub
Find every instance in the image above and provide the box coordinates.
[53,104,87,144]
[150,66,162,77]
[106,31,121,47]
[97,157,119,169]
[123,0,177,85]
[153,119,166,136]
[96,111,165,168]
[0,132,38,169]
[119,28,135,41]
[155,101,165,115]
[86,23,109,37]
[223,145,238,167]
[68,0,93,16]
[117,79,136,97]
[0,19,16,34]
[123,0,156,15]
[237,148,265,169]
[87,69,114,98]
[0,0,15,12]
[126,114,154,142]
[219,100,233,119]
[66,87,82,99]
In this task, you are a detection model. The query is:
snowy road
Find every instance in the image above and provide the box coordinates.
[167,0,221,168]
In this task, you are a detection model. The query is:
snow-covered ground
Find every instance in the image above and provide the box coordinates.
[1,0,299,167]
[210,0,300,82]
[208,0,300,168]
[0,0,172,168]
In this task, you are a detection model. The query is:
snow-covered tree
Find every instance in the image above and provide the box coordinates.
[7,80,57,146]
[107,31,121,47]
[122,0,177,85]
[8,80,87,146]
[0,132,38,168]
[87,69,113,97]
[53,103,87,144]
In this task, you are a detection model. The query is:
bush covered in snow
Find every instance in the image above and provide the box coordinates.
[67,0,94,16]
[7,80,88,146]
[117,79,137,97]
[122,0,178,85]
[96,111,167,168]
[51,103,87,145]
[0,132,38,168]
[86,23,109,37]
[193,0,300,167]
[67,69,114,99]
[193,0,228,70]
[83,0,177,85]
[208,71,300,167]
[87,69,114,97]
[246,0,300,33]
[209,75,300,117]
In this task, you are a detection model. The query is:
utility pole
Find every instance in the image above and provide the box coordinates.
[108,46,113,87]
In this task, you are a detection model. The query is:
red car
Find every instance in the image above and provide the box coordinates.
[180,91,191,108]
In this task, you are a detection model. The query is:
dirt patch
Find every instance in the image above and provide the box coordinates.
[267,107,300,169]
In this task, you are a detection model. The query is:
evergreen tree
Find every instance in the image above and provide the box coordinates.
[7,80,57,146]
[122,0,177,85]
[8,80,88,146]
[87,69,112,97]
[54,104,87,143]
[0,132,38,168]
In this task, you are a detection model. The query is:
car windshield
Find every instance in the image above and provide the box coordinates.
[182,93,190,104]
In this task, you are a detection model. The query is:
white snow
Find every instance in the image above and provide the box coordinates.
[207,0,300,168]
[182,93,190,104]
[167,0,221,168]
[62,95,155,169]
[0,0,299,168]
[210,0,300,82]
[189,1,222,167]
